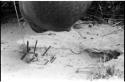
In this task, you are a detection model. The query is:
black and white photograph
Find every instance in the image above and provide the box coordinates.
[1,1,124,82]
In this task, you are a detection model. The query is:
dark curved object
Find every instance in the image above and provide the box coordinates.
[19,1,91,33]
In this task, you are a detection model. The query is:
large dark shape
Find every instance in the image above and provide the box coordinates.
[19,1,91,33]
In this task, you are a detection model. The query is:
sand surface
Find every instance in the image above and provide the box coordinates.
[1,21,124,82]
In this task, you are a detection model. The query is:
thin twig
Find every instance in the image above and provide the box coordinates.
[50,56,56,63]
[42,46,51,56]
[21,53,27,60]
[44,60,49,65]
[98,3,103,17]
[21,41,30,60]
[27,40,29,52]
[112,21,122,27]
[13,1,21,26]
[13,1,26,45]
[34,40,38,54]
[102,29,122,37]
[1,2,8,7]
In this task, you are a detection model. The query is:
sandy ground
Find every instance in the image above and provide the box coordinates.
[1,21,124,82]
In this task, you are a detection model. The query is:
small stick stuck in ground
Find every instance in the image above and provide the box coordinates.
[27,40,29,52]
[21,40,30,60]
[34,40,38,54]
[42,46,51,56]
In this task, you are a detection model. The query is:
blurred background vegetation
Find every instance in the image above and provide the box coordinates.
[82,1,124,27]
